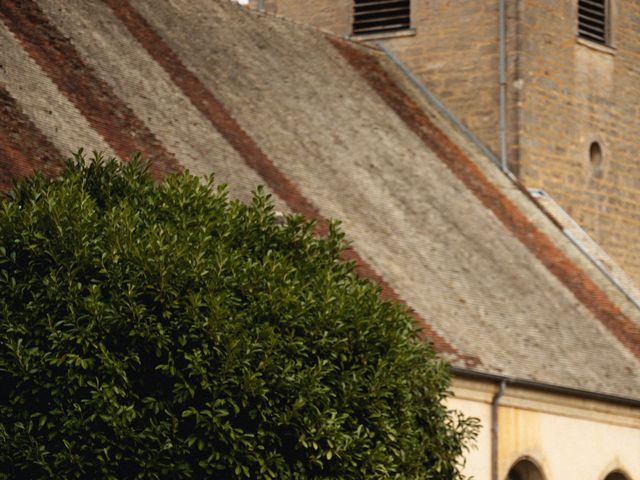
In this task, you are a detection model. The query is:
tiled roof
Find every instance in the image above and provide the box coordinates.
[1,0,639,399]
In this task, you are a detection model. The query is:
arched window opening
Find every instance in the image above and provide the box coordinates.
[589,141,604,178]
[605,471,629,480]
[506,459,545,480]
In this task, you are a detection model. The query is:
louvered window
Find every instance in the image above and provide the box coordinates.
[578,0,608,45]
[353,0,411,36]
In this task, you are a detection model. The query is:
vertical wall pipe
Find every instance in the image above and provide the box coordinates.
[491,380,507,480]
[499,0,508,173]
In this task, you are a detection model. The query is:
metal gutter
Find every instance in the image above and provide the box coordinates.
[528,188,640,312]
[376,42,507,174]
[491,380,506,480]
[564,229,640,311]
[451,367,640,408]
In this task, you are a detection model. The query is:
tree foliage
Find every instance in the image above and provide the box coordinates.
[0,152,477,479]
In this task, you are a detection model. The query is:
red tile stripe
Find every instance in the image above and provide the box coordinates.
[0,0,180,180]
[102,0,477,364]
[101,0,323,224]
[0,133,27,191]
[0,84,63,190]
[330,38,640,361]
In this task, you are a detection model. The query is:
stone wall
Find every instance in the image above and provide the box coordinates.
[248,0,352,35]
[516,0,640,284]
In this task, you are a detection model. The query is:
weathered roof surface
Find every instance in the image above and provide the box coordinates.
[1,0,639,399]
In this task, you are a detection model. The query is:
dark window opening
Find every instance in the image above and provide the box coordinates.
[353,0,410,36]
[590,141,604,178]
[578,0,608,45]
[605,472,630,480]
[506,459,545,480]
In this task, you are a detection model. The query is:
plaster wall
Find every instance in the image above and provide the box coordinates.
[447,394,492,480]
[450,377,640,480]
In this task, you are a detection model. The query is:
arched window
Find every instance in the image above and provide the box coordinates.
[605,471,629,480]
[506,458,545,480]
[589,141,604,178]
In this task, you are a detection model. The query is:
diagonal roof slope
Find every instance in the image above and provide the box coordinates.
[1,0,639,400]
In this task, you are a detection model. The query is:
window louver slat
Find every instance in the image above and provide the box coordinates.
[579,15,605,27]
[578,0,607,45]
[353,0,410,35]
[578,7,605,22]
[355,8,409,19]
[579,3,605,16]
[581,0,605,8]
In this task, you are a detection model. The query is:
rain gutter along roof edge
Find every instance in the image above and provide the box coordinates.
[451,366,640,408]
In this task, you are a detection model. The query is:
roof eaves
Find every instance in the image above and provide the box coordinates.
[451,366,640,408]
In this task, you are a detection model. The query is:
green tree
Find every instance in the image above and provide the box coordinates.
[0,152,477,479]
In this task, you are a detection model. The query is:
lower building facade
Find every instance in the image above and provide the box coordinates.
[450,374,640,480]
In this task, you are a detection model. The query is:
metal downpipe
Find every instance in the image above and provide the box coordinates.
[499,0,508,173]
[491,380,507,480]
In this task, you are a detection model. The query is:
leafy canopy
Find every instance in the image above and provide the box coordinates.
[0,152,477,479]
